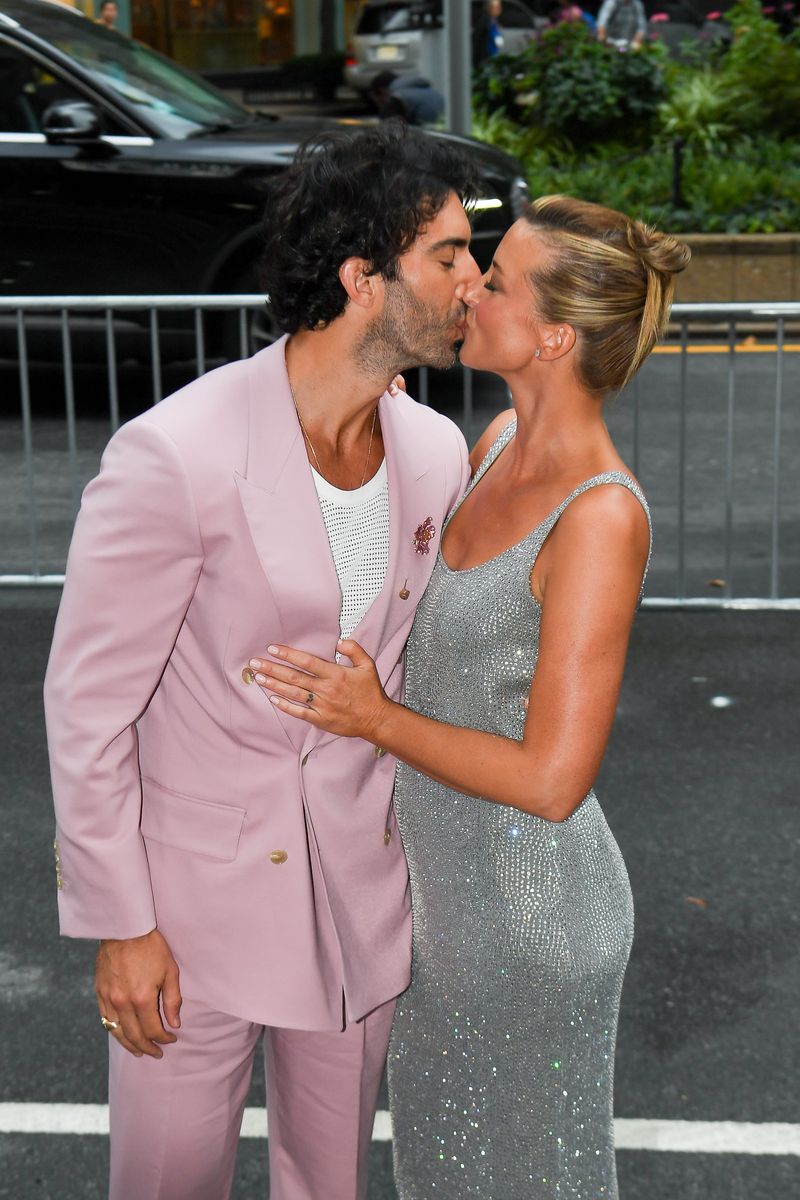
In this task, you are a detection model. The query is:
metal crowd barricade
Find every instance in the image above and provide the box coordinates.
[0,295,798,608]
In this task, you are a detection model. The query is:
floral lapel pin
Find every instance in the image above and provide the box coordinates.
[413,516,437,556]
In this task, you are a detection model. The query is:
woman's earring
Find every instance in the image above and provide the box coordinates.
[534,347,541,359]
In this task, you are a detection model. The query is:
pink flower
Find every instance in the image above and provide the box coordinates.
[413,517,437,555]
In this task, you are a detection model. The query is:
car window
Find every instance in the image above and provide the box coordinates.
[357,4,415,33]
[0,40,120,135]
[42,20,252,139]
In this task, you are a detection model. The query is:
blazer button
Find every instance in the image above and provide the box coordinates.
[242,666,255,685]
[374,746,386,758]
[383,829,391,845]
[269,850,288,865]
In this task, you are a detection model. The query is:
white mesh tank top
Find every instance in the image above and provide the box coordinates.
[311,459,390,640]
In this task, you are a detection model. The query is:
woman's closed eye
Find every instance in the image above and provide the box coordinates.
[483,277,497,292]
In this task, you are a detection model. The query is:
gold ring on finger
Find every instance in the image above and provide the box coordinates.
[100,1016,120,1033]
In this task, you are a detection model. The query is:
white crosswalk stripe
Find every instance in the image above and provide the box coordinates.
[0,1105,798,1155]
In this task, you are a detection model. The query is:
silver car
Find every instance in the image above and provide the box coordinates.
[346,0,540,95]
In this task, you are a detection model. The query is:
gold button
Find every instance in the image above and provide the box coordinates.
[242,666,255,685]
[269,850,288,865]
[383,829,391,845]
[374,745,386,758]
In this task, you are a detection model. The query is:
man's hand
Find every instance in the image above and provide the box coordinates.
[95,929,182,1058]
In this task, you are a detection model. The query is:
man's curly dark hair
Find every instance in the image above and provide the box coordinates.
[259,121,479,334]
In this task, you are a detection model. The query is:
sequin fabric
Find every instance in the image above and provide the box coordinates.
[389,420,650,1199]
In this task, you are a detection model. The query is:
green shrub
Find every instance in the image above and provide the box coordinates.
[473,23,668,146]
[473,118,800,233]
[472,2,800,231]
[719,0,800,138]
[680,140,800,233]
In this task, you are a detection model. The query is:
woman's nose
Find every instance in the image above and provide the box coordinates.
[454,252,482,302]
[462,269,488,309]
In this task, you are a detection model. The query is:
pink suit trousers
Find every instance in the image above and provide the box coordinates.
[108,995,395,1200]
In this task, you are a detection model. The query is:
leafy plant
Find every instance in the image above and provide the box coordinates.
[719,0,800,137]
[470,108,567,160]
[473,23,668,146]
[471,1,800,231]
[475,125,800,234]
[658,69,739,150]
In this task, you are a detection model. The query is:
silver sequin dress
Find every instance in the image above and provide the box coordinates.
[389,421,650,1199]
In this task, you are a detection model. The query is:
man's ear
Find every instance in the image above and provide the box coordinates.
[339,258,382,309]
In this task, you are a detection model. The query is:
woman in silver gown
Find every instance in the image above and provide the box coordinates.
[256,196,690,1198]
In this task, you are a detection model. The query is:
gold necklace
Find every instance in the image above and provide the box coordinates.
[290,381,378,489]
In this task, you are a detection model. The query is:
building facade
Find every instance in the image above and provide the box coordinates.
[71,0,362,71]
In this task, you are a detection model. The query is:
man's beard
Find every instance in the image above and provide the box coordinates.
[355,276,466,381]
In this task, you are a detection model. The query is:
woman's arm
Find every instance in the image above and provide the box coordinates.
[254,486,649,823]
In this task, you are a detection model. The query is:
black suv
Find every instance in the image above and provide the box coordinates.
[0,0,528,358]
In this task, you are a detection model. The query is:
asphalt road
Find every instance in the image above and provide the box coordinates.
[1,591,798,1199]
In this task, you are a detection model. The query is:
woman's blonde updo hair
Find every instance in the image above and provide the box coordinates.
[523,195,691,395]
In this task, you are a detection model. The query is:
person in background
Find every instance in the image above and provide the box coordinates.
[96,0,119,30]
[553,2,598,33]
[597,0,647,46]
[472,0,505,66]
[368,71,445,126]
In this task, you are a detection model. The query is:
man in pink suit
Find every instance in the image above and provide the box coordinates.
[44,125,480,1199]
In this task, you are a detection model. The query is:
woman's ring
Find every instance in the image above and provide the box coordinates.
[100,1016,120,1033]
[306,691,315,705]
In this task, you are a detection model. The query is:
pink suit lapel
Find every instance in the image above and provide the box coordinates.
[234,337,341,754]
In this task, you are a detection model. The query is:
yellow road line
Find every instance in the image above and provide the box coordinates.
[655,344,800,354]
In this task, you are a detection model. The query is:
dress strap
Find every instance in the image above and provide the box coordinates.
[472,418,517,489]
[444,417,517,530]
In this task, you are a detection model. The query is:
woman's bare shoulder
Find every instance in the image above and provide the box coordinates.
[552,479,651,564]
[469,408,516,474]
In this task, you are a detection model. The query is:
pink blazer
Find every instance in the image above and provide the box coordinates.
[44,337,469,1029]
